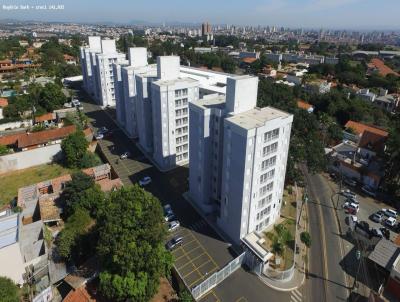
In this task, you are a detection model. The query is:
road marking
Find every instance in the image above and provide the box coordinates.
[189,231,219,269]
[292,289,302,300]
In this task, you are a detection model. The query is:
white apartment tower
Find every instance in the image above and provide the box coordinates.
[189,76,293,244]
[80,37,126,107]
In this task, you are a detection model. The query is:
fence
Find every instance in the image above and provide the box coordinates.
[191,252,245,300]
[262,264,295,281]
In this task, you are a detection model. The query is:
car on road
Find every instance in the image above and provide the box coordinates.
[341,189,356,199]
[168,220,180,232]
[164,213,176,222]
[385,217,397,227]
[95,133,104,140]
[343,202,359,213]
[120,152,130,160]
[165,236,183,251]
[344,178,357,187]
[139,176,151,186]
[371,228,383,238]
[361,185,376,197]
[382,208,398,219]
[370,212,384,223]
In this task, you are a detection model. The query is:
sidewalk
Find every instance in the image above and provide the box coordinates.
[258,183,308,291]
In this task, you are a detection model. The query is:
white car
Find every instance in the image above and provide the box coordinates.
[385,217,397,227]
[95,133,104,140]
[168,220,180,232]
[341,189,356,199]
[139,176,151,186]
[383,208,398,218]
[349,215,358,223]
[120,152,130,160]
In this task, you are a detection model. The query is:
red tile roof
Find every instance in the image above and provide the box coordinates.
[63,54,76,61]
[242,57,257,64]
[345,120,388,137]
[18,125,77,148]
[369,58,399,77]
[63,287,94,302]
[0,98,8,107]
[0,133,21,146]
[34,112,55,123]
[297,100,313,110]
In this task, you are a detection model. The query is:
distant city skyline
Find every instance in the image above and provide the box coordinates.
[1,0,400,30]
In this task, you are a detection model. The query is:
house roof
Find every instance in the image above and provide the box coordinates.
[369,58,399,77]
[17,125,76,148]
[63,54,76,61]
[368,239,400,271]
[0,133,21,147]
[297,100,313,110]
[63,287,95,302]
[241,57,257,64]
[358,130,387,153]
[0,98,8,107]
[39,198,61,223]
[34,112,55,123]
[344,120,388,137]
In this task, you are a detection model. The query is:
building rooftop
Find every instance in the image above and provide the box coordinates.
[345,120,388,137]
[0,213,19,249]
[368,239,400,271]
[226,106,292,130]
[242,232,273,262]
[19,220,45,263]
[191,93,226,110]
[153,76,198,87]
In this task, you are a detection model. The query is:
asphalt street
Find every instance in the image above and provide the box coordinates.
[304,168,350,302]
[76,88,295,302]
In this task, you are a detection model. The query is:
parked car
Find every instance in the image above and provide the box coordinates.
[168,220,180,232]
[95,133,104,140]
[346,197,359,205]
[166,236,183,251]
[347,215,358,225]
[380,227,391,240]
[164,213,176,222]
[344,178,357,187]
[163,204,173,215]
[371,228,383,238]
[98,126,108,134]
[370,212,384,223]
[382,208,398,218]
[385,217,397,227]
[355,221,370,234]
[120,152,130,160]
[341,189,356,199]
[343,202,359,213]
[139,176,152,186]
[361,185,376,197]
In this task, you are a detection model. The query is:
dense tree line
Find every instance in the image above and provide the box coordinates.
[0,36,27,59]
[56,173,172,302]
[4,82,67,119]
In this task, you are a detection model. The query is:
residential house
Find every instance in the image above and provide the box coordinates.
[0,98,8,119]
[297,100,314,113]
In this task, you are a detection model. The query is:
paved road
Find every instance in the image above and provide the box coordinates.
[304,168,350,302]
[76,89,294,302]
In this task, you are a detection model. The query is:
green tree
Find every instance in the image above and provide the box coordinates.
[179,289,194,302]
[0,144,9,155]
[61,172,95,216]
[80,153,101,169]
[57,208,92,260]
[300,231,312,248]
[61,130,89,168]
[97,186,173,302]
[0,277,19,302]
[384,114,400,203]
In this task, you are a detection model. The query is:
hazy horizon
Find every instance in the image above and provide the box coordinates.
[1,0,399,31]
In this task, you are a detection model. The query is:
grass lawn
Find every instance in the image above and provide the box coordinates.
[0,164,72,207]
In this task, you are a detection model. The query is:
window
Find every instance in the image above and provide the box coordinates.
[175,99,182,107]
[263,142,278,157]
[264,128,280,142]
[258,194,272,209]
[261,156,277,171]
[260,169,275,184]
[259,182,274,197]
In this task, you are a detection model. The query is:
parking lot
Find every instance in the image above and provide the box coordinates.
[167,226,220,290]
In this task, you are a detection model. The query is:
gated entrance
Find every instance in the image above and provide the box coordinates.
[191,252,245,300]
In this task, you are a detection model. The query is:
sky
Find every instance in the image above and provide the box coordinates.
[1,0,399,30]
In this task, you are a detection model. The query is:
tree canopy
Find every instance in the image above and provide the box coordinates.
[0,277,19,302]
[61,130,89,168]
[96,186,173,302]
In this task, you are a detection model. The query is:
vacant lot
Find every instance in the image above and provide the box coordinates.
[0,164,72,207]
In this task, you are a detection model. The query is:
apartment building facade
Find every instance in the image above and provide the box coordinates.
[189,76,293,244]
